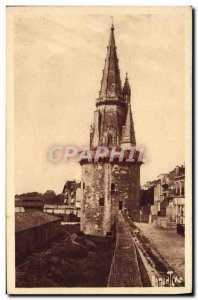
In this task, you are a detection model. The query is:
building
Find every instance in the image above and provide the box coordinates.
[80,24,141,236]
[140,184,154,223]
[152,179,161,218]
[148,165,185,233]
[62,180,81,206]
[43,204,80,222]
[167,166,185,234]
[43,181,81,222]
[15,197,43,213]
[15,211,61,262]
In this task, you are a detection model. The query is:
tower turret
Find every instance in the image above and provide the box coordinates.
[123,73,131,102]
[121,73,136,147]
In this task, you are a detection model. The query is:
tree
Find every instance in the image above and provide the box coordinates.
[43,190,56,203]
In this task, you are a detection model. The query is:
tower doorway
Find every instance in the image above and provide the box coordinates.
[119,201,123,210]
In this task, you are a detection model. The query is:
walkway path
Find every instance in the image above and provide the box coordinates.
[108,213,142,287]
[134,222,185,279]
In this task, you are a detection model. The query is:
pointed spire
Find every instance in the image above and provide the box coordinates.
[99,23,122,99]
[123,73,131,102]
[121,102,136,146]
[121,74,136,146]
[111,16,114,30]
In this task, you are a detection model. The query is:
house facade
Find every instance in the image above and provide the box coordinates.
[145,165,185,232]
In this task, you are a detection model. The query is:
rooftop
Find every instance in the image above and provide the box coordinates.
[15,200,43,208]
[15,211,61,233]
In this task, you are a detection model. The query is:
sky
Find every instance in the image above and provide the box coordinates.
[13,7,186,194]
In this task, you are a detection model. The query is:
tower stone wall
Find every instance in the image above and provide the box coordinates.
[80,162,141,236]
[81,163,112,236]
[111,163,141,221]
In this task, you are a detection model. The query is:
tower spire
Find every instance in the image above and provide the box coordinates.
[99,23,122,99]
[121,74,136,146]
[123,72,131,102]
[111,16,114,30]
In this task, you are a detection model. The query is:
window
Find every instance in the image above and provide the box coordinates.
[175,182,179,195]
[108,134,113,145]
[111,183,116,191]
[181,181,185,196]
[182,186,185,196]
[99,197,104,206]
[111,183,117,195]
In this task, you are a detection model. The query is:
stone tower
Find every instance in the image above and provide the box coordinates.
[80,24,141,236]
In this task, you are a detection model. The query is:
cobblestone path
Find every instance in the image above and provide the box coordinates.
[134,222,185,279]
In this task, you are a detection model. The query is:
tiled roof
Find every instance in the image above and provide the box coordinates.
[15,211,61,233]
[99,25,122,99]
[15,200,43,207]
